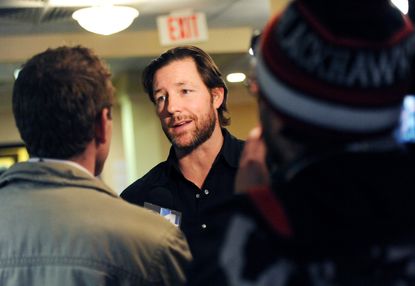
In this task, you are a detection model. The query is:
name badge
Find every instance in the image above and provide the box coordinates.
[144,202,182,227]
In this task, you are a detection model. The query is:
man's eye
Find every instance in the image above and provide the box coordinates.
[155,95,167,104]
[182,89,191,94]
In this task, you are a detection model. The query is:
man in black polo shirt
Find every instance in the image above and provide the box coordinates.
[121,46,244,282]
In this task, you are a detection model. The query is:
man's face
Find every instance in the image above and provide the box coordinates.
[152,58,222,153]
[259,99,303,167]
[259,99,286,166]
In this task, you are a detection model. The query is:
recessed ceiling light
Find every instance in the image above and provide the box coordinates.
[226,72,246,83]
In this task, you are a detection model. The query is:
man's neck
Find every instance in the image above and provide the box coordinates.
[176,126,224,189]
[69,141,97,176]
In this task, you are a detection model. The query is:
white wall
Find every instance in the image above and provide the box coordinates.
[0,106,21,145]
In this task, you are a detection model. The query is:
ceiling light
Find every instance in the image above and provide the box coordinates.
[391,0,408,14]
[226,73,246,83]
[72,5,139,36]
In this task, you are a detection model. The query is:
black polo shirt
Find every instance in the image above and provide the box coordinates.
[121,128,244,269]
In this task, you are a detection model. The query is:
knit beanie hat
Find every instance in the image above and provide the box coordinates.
[257,0,415,141]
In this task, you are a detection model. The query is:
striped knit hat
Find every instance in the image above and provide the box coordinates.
[257,0,415,141]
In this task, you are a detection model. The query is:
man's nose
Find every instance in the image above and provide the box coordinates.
[166,93,182,114]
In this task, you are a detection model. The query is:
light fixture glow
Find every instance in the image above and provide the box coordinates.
[391,0,408,14]
[72,5,139,35]
[14,68,21,80]
[226,73,246,83]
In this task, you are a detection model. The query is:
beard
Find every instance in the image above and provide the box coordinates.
[163,106,217,155]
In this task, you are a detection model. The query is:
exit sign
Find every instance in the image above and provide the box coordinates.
[157,11,208,46]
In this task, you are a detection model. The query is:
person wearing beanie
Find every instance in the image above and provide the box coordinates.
[195,0,415,285]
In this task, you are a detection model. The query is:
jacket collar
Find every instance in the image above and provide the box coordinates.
[0,161,117,198]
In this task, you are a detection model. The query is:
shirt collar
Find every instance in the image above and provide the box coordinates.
[220,128,243,168]
[28,157,94,177]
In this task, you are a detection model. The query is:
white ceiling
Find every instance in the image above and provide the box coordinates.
[0,0,270,35]
[0,0,271,106]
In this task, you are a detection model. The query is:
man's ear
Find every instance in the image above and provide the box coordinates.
[211,87,224,109]
[95,108,111,144]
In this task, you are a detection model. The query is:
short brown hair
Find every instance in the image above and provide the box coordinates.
[142,46,230,126]
[13,46,114,159]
